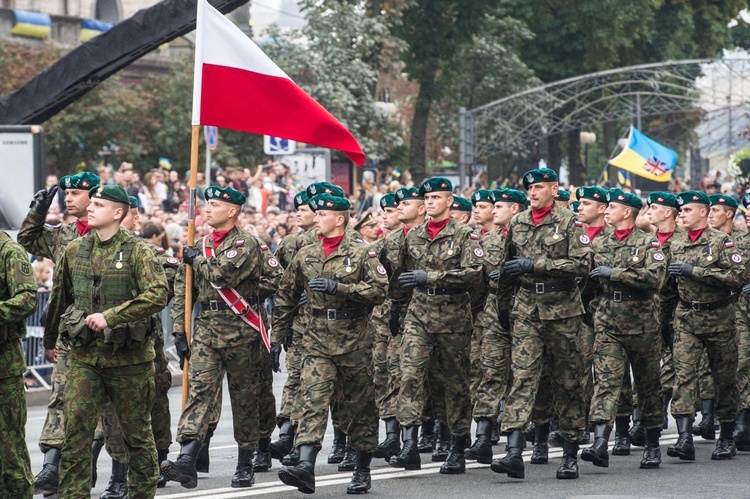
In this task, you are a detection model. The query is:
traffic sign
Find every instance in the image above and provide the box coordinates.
[204,126,219,150]
[264,135,296,155]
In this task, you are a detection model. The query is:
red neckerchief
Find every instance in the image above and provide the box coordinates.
[586,225,605,240]
[614,226,635,242]
[426,217,450,239]
[531,204,554,226]
[212,228,233,247]
[657,230,675,246]
[403,226,411,237]
[76,220,91,237]
[688,227,706,243]
[481,228,489,236]
[320,234,345,257]
[502,228,508,238]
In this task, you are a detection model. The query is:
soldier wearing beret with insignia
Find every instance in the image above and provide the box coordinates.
[390,177,484,475]
[661,191,742,461]
[580,189,666,470]
[273,193,388,494]
[43,185,169,498]
[450,196,473,224]
[555,188,571,209]
[492,168,592,481]
[18,171,101,495]
[162,185,283,490]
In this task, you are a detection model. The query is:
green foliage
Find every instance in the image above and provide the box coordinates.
[0,41,60,95]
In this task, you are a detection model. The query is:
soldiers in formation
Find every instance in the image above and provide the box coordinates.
[4,168,750,497]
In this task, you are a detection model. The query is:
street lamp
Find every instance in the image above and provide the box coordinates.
[580,132,597,179]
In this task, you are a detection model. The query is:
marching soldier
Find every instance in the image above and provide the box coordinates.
[555,189,571,209]
[735,194,750,450]
[450,196,473,225]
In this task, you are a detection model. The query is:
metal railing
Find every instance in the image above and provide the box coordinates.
[24,289,52,389]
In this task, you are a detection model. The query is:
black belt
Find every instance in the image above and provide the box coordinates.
[312,308,369,320]
[679,297,734,311]
[519,280,577,294]
[601,291,652,302]
[203,298,258,312]
[415,286,464,296]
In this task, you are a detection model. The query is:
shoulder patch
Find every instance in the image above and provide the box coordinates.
[156,247,165,254]
[151,260,164,274]
[651,241,661,248]
[726,241,735,248]
[574,220,583,227]
[732,253,742,263]
[368,251,378,258]
[579,235,590,245]
[20,261,31,276]
[166,257,179,265]
[653,253,665,261]
[470,233,479,240]
[235,240,245,247]
[260,244,268,251]
[474,247,484,258]
[268,257,279,267]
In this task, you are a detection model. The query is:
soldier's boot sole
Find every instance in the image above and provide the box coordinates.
[278,467,315,494]
[490,457,524,479]
[160,461,198,489]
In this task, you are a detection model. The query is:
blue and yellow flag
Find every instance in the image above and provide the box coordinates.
[609,126,678,182]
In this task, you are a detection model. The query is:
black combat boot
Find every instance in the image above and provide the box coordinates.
[490,430,525,479]
[440,434,470,474]
[269,420,296,460]
[667,417,695,461]
[693,399,716,440]
[91,439,104,487]
[100,460,128,499]
[339,442,356,472]
[612,416,631,456]
[548,419,564,448]
[661,391,672,430]
[581,423,611,468]
[328,427,347,464]
[524,422,537,445]
[465,418,494,464]
[735,409,750,451]
[157,449,169,488]
[232,447,255,487]
[390,426,421,470]
[347,451,372,494]
[629,407,646,447]
[640,428,661,469]
[712,422,737,460]
[253,437,272,472]
[161,440,201,488]
[278,444,318,494]
[375,418,401,461]
[556,440,580,479]
[530,421,550,465]
[282,447,300,466]
[33,448,61,495]
[196,428,212,473]
[417,419,436,453]
[432,420,452,462]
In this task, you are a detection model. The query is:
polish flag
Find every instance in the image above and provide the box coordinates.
[191,0,365,166]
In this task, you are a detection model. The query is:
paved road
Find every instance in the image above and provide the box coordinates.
[27,368,750,498]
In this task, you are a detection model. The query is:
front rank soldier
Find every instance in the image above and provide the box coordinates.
[0,230,38,498]
[274,193,388,494]
[663,191,743,461]
[735,194,750,449]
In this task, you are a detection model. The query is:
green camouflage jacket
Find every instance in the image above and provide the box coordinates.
[655,226,685,327]
[18,209,80,263]
[477,228,512,330]
[581,225,613,316]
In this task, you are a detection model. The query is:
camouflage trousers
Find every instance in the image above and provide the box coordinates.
[0,375,33,499]
[373,326,403,420]
[695,350,715,408]
[258,346,276,439]
[501,315,586,443]
[278,328,304,423]
[397,324,472,436]
[60,361,157,499]
[660,342,675,396]
[590,331,663,429]
[372,321,390,417]
[295,347,378,452]
[469,325,485,399]
[472,326,511,421]
[39,343,70,453]
[738,297,750,411]
[580,322,596,417]
[177,338,260,451]
[672,316,739,422]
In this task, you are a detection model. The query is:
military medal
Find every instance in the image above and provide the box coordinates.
[632,248,639,262]
[115,251,123,269]
[345,257,352,273]
[552,226,559,240]
[706,247,713,262]
[447,241,454,256]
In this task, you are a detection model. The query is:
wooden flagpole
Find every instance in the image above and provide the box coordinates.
[182,124,200,410]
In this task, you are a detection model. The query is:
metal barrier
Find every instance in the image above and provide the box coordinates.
[24,289,53,389]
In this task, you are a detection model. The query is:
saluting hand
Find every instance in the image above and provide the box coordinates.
[31,185,58,215]
[668,263,693,277]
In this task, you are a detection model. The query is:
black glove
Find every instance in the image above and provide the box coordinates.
[269,342,282,372]
[742,283,750,295]
[398,270,428,289]
[284,329,294,351]
[31,185,59,215]
[297,291,308,307]
[388,311,401,336]
[589,266,612,279]
[308,277,338,295]
[489,269,501,282]
[660,322,673,348]
[498,309,511,331]
[503,257,535,277]
[667,263,693,277]
[182,246,201,265]
[174,333,190,370]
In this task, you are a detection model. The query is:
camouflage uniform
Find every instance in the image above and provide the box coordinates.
[0,232,38,498]
[46,229,169,498]
[369,237,393,418]
[734,231,750,415]
[469,228,491,397]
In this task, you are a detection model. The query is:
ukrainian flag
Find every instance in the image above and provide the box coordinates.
[10,11,51,39]
[609,126,678,182]
[80,19,113,43]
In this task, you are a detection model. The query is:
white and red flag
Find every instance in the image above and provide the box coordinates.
[191,0,365,166]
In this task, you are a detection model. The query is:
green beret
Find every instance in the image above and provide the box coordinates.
[89,185,130,206]
[306,182,345,198]
[491,189,527,205]
[204,185,247,206]
[309,193,351,212]
[471,189,493,206]
[395,187,423,204]
[60,172,100,191]
[571,201,580,213]
[606,188,643,210]
[522,168,558,189]
[676,190,710,208]
[709,194,738,209]
[555,189,571,201]
[380,193,397,210]
[576,186,608,204]
[128,196,138,209]
[743,193,750,209]
[294,192,310,210]
[418,177,452,197]
[450,196,473,212]
[646,191,677,209]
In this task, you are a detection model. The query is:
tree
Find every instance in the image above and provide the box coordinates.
[0,41,60,96]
